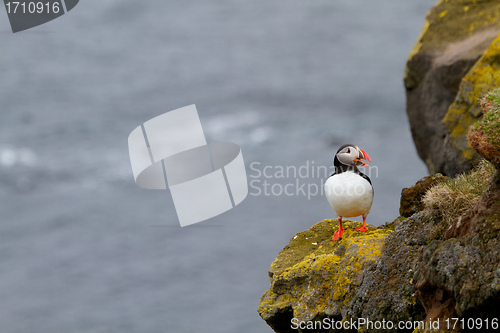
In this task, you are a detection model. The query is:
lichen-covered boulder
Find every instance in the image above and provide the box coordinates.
[258,220,392,333]
[444,34,500,165]
[405,0,500,176]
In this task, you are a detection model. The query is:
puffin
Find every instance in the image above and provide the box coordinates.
[324,144,373,241]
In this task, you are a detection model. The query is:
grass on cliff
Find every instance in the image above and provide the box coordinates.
[473,88,500,148]
[423,160,495,225]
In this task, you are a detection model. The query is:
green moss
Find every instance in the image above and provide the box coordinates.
[470,88,500,149]
[480,109,500,148]
[486,87,500,104]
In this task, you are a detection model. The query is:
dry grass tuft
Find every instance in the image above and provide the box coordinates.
[422,160,496,225]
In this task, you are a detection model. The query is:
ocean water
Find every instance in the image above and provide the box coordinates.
[0,1,435,332]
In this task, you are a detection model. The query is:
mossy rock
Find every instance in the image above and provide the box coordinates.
[258,219,391,332]
[405,0,500,176]
[444,34,500,163]
[408,0,500,62]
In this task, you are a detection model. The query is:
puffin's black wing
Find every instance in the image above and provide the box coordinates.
[357,170,372,186]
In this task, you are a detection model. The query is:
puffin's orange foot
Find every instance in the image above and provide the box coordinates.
[354,226,368,232]
[332,227,345,241]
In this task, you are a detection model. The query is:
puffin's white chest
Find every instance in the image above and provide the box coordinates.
[324,171,373,218]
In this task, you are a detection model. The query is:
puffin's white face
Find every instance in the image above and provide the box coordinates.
[337,145,358,166]
[336,145,371,167]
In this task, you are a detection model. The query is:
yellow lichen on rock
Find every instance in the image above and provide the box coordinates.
[406,0,500,65]
[405,0,500,175]
[258,219,392,329]
[443,34,500,161]
[407,19,430,62]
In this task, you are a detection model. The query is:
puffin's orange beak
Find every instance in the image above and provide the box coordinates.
[358,148,371,162]
[354,147,371,167]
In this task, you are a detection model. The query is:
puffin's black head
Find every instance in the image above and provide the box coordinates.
[334,144,371,168]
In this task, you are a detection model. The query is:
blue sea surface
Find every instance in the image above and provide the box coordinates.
[0,1,434,332]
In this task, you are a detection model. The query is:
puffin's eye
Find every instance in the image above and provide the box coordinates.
[347,148,351,154]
